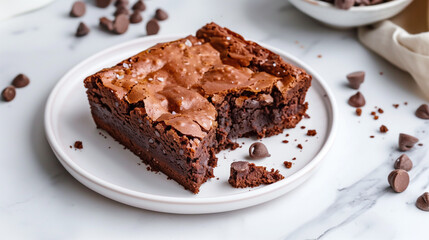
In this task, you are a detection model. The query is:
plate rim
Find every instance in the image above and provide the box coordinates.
[44,35,338,206]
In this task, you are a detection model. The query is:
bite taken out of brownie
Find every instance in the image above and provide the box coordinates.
[84,22,312,193]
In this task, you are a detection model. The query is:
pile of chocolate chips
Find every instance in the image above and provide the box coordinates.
[2,74,30,102]
[320,0,390,10]
[69,0,169,37]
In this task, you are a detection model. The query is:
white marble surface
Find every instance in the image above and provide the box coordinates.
[1,0,428,239]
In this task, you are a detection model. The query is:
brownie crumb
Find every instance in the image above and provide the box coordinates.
[74,141,83,149]
[317,54,322,58]
[379,72,384,75]
[371,111,376,116]
[216,177,220,180]
[300,126,306,129]
[69,145,72,149]
[282,140,289,143]
[292,157,296,160]
[304,114,311,119]
[307,129,317,136]
[404,102,408,105]
[378,108,384,114]
[297,144,303,149]
[356,108,362,116]
[284,161,292,169]
[374,116,379,120]
[380,125,389,133]
[370,136,374,138]
[146,166,151,171]
[286,134,290,137]
[418,143,423,146]
[393,104,399,109]
[228,161,284,188]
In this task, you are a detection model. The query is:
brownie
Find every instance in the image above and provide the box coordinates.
[228,161,284,188]
[84,22,311,193]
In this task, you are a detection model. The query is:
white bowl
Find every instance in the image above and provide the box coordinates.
[289,0,413,28]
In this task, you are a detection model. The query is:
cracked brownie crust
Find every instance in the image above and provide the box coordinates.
[84,22,311,193]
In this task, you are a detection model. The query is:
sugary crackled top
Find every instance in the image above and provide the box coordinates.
[91,24,305,139]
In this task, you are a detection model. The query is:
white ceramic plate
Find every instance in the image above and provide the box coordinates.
[44,35,337,214]
[289,0,412,28]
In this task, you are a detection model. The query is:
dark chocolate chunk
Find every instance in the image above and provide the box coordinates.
[155,8,168,20]
[99,17,114,31]
[284,161,292,169]
[74,141,83,149]
[416,104,429,119]
[2,86,16,102]
[348,91,365,107]
[388,169,409,193]
[398,133,419,151]
[248,142,270,159]
[76,22,90,37]
[379,125,388,133]
[12,74,30,88]
[113,14,129,34]
[394,154,412,171]
[129,11,142,23]
[114,6,129,16]
[307,129,317,136]
[96,0,112,8]
[132,0,146,11]
[334,0,355,9]
[114,0,129,6]
[70,1,86,17]
[347,71,365,89]
[146,19,160,35]
[416,192,429,211]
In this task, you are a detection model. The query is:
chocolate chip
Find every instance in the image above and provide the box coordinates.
[74,141,83,149]
[96,0,112,8]
[347,71,365,89]
[416,192,429,211]
[155,8,168,21]
[249,142,270,159]
[70,1,86,17]
[99,17,114,31]
[114,6,129,16]
[348,91,365,107]
[113,14,129,34]
[114,0,129,6]
[2,86,16,102]
[388,169,409,193]
[334,0,355,9]
[75,22,90,37]
[398,133,419,151]
[231,161,249,172]
[132,0,146,11]
[130,11,142,23]
[394,154,413,171]
[12,74,30,88]
[146,19,160,35]
[379,125,388,133]
[416,104,429,119]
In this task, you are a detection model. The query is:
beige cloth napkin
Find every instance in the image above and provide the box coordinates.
[358,0,429,99]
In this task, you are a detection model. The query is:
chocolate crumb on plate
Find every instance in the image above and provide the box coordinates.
[76,22,90,37]
[12,74,30,88]
[317,54,322,58]
[378,108,384,114]
[394,154,412,171]
[418,143,424,146]
[70,1,86,17]
[416,192,429,211]
[379,71,383,75]
[374,115,379,120]
[146,19,160,35]
[346,71,365,89]
[74,141,83,149]
[286,133,289,137]
[379,125,388,133]
[398,133,419,151]
[404,102,408,105]
[292,157,296,160]
[393,104,399,109]
[228,161,284,188]
[388,169,409,193]
[348,91,365,107]
[356,108,362,116]
[300,126,306,129]
[284,161,292,169]
[2,86,16,102]
[282,140,289,143]
[307,129,317,136]
[297,144,303,149]
[371,111,376,115]
[248,142,270,159]
[370,135,374,138]
[416,104,429,119]
[155,8,168,20]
